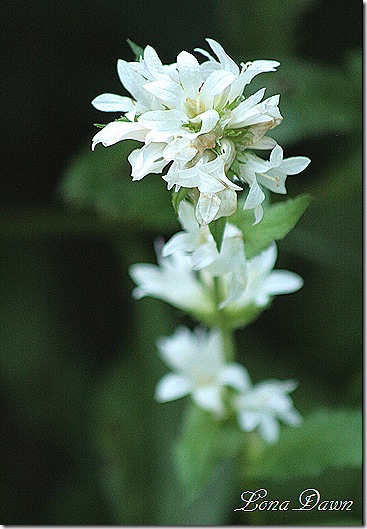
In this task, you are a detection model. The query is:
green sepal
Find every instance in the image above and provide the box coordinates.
[231,194,312,258]
[209,216,227,252]
[222,302,267,331]
[127,39,144,60]
[172,187,190,214]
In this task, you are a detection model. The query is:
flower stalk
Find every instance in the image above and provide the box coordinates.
[91,37,310,486]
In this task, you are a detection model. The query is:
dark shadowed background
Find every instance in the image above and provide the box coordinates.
[0,0,362,524]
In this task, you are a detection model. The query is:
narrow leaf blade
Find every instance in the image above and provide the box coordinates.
[209,216,227,252]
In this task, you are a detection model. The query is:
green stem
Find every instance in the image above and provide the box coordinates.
[213,277,236,362]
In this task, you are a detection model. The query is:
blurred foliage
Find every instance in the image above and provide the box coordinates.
[0,0,361,524]
[245,409,362,479]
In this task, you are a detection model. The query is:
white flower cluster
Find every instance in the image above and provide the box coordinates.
[130,201,303,443]
[155,326,302,443]
[130,201,303,318]
[91,39,310,225]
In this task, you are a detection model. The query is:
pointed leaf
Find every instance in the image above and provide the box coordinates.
[231,194,312,258]
[127,39,144,60]
[209,216,227,252]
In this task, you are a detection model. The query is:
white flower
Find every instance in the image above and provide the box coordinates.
[129,240,215,317]
[239,145,311,224]
[230,243,304,309]
[130,230,302,323]
[91,39,289,224]
[155,326,249,414]
[162,200,247,307]
[235,378,302,443]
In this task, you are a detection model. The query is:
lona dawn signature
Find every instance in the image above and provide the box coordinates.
[234,488,353,512]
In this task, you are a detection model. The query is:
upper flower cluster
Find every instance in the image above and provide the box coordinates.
[91,39,310,225]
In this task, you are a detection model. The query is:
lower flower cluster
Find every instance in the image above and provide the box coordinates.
[130,200,303,443]
[155,326,301,444]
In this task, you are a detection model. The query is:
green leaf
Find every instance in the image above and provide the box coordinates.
[127,39,144,60]
[247,408,362,480]
[231,194,312,258]
[174,404,244,499]
[172,187,189,214]
[60,141,177,232]
[209,216,227,252]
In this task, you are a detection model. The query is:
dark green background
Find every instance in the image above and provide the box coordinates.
[0,0,362,524]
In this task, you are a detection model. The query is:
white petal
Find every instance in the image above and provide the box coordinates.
[263,270,303,295]
[214,188,239,220]
[253,204,264,225]
[199,60,222,80]
[91,93,135,112]
[129,263,162,298]
[193,386,223,414]
[219,364,251,391]
[240,60,280,86]
[177,200,200,233]
[177,50,202,96]
[194,47,216,62]
[203,328,224,367]
[157,327,197,371]
[138,109,188,131]
[238,410,259,431]
[143,78,182,108]
[142,45,164,78]
[199,70,236,109]
[243,178,265,211]
[206,39,239,75]
[196,193,221,225]
[257,169,287,194]
[252,243,277,273]
[145,129,173,144]
[192,242,218,269]
[128,143,168,180]
[163,165,200,189]
[280,408,302,427]
[227,88,266,127]
[259,415,280,443]
[251,136,277,150]
[130,254,213,314]
[117,60,153,107]
[246,154,270,173]
[269,145,283,167]
[163,137,197,163]
[162,232,193,257]
[280,156,311,175]
[155,373,191,402]
[91,121,146,150]
[191,109,219,134]
[197,171,226,193]
[219,271,247,308]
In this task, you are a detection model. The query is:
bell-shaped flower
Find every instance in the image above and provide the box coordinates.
[155,326,249,415]
[226,242,303,310]
[239,146,311,224]
[234,378,302,443]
